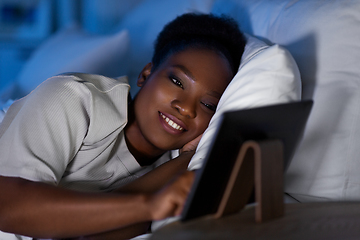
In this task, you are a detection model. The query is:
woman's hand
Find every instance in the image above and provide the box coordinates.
[180,134,202,154]
[145,171,195,220]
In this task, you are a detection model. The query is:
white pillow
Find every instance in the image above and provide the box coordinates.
[15,25,130,97]
[115,0,214,96]
[188,34,301,170]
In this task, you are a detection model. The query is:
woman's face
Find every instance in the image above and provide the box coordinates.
[127,48,233,157]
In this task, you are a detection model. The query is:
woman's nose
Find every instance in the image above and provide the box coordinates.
[171,99,196,119]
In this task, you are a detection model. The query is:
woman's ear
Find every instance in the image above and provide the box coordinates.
[137,62,153,87]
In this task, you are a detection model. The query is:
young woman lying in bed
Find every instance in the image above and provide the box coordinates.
[0,13,246,240]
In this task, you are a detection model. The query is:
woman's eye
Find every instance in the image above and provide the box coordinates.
[202,102,217,112]
[170,76,183,88]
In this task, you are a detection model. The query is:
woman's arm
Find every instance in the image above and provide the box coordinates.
[0,165,195,239]
[0,175,152,239]
[70,150,196,240]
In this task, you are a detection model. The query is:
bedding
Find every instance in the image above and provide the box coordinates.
[212,0,360,202]
[8,25,130,101]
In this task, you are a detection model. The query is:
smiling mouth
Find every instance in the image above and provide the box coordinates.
[159,112,184,131]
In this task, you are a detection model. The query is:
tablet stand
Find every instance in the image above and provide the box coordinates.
[213,139,284,223]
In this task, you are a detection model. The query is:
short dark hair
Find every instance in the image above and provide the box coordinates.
[152,13,246,76]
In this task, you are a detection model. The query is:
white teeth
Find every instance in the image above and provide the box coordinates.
[160,113,183,131]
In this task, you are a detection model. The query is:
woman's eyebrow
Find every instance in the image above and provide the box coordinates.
[172,65,196,81]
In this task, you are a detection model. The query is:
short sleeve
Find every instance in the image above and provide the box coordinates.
[0,75,91,184]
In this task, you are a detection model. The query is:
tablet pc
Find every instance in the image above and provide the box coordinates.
[181,100,313,221]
